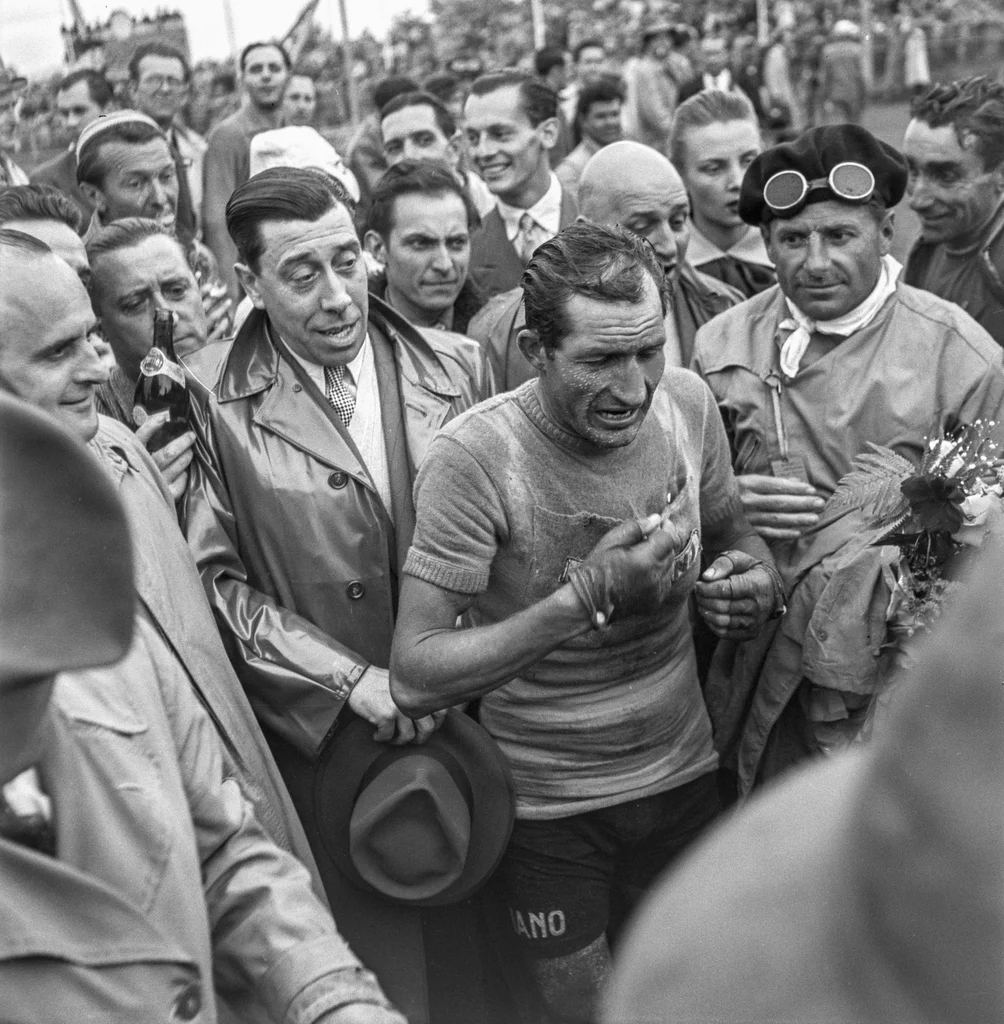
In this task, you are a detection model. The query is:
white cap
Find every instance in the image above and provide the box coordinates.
[76,110,163,162]
[249,126,361,203]
[832,19,861,37]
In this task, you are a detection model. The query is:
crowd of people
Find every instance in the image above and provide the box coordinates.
[0,12,1002,1024]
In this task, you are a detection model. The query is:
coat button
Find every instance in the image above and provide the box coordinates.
[328,471,348,489]
[292,383,303,392]
[173,982,202,1021]
[346,580,365,600]
[817,628,829,642]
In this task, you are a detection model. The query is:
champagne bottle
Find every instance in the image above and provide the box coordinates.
[133,309,189,452]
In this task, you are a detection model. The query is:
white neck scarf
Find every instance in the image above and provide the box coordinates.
[778,255,902,379]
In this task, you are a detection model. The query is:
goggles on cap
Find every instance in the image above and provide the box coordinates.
[763,162,876,216]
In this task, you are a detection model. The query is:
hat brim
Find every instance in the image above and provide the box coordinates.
[314,708,516,907]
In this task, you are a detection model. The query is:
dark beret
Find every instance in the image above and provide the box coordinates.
[739,124,908,225]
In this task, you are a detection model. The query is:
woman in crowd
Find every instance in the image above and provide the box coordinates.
[670,90,776,298]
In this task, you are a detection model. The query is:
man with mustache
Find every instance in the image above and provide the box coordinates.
[392,221,779,1024]
[464,70,578,300]
[691,124,1004,789]
[903,76,1004,347]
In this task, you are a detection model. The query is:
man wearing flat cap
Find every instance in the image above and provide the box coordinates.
[692,124,1004,790]
[0,392,406,1024]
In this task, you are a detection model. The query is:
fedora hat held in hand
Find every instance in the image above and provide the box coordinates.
[314,709,515,907]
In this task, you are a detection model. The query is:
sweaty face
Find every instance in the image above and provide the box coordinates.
[903,118,1002,244]
[580,99,623,147]
[56,80,105,141]
[91,234,206,381]
[537,277,666,450]
[281,76,317,126]
[0,253,106,442]
[679,119,762,234]
[465,86,553,206]
[576,46,607,85]
[93,137,179,232]
[241,204,368,367]
[132,54,188,127]
[5,218,90,285]
[382,104,455,166]
[243,45,289,111]
[765,200,893,321]
[379,191,470,325]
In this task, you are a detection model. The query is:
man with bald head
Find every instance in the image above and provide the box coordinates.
[469,140,740,390]
[0,229,330,909]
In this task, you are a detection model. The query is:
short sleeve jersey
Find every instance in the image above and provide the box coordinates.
[404,371,743,818]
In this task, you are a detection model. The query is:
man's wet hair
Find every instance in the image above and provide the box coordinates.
[0,184,82,234]
[522,222,668,353]
[226,166,355,272]
[911,76,1004,172]
[468,71,557,127]
[380,91,456,139]
[367,159,478,238]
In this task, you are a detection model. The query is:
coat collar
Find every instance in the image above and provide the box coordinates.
[213,297,459,480]
[216,296,461,403]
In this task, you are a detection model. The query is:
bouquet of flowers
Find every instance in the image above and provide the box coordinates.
[827,420,1004,646]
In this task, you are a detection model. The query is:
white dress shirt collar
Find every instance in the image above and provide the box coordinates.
[285,333,371,393]
[687,223,774,269]
[496,173,563,242]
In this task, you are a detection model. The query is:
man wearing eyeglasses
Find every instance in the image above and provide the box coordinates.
[128,42,205,244]
[691,124,1004,791]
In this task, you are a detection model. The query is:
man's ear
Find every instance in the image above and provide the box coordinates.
[878,208,896,256]
[363,230,387,266]
[79,181,104,215]
[517,328,550,371]
[446,132,463,168]
[536,116,559,152]
[992,161,1004,197]
[234,262,265,309]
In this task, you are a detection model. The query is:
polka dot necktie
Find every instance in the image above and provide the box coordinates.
[324,364,355,427]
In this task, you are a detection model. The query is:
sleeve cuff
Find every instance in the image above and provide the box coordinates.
[284,966,401,1024]
[403,549,488,595]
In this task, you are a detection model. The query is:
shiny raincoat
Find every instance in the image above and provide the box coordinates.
[182,297,493,760]
[181,297,496,1024]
